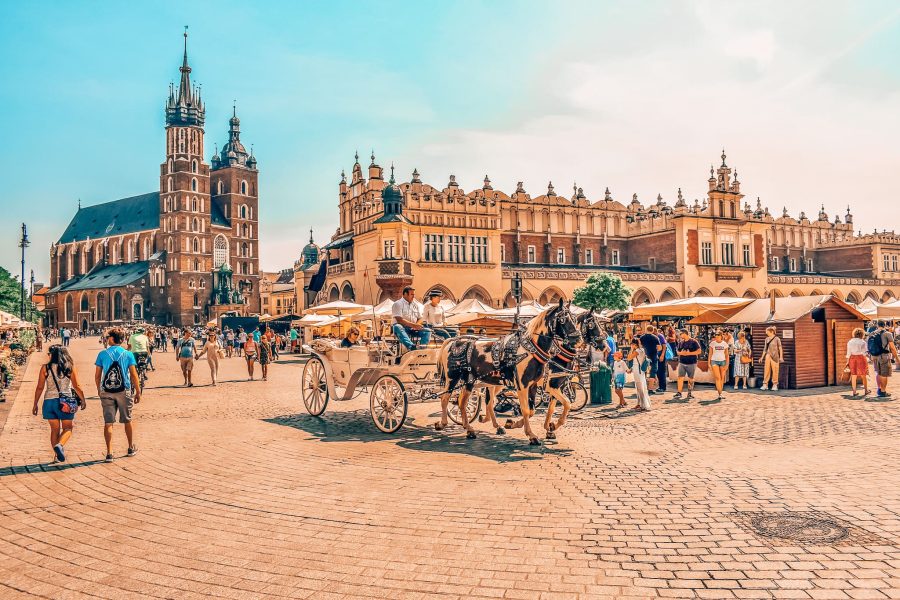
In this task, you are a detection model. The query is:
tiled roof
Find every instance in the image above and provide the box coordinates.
[47,261,150,294]
[58,193,160,244]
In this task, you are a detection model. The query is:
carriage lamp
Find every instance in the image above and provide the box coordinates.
[511,272,523,302]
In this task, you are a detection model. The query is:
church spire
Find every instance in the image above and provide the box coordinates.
[166,27,205,128]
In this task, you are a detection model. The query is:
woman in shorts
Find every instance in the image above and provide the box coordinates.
[175,329,198,387]
[31,345,86,463]
[258,335,272,381]
[196,330,222,386]
[846,327,870,396]
[243,335,259,380]
[708,330,730,401]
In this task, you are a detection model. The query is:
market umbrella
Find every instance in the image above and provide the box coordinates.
[632,297,753,320]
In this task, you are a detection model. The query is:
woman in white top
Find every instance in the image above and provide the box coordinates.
[31,345,86,464]
[731,331,752,390]
[196,331,222,386]
[423,292,455,340]
[708,330,731,401]
[846,327,869,397]
[627,339,651,411]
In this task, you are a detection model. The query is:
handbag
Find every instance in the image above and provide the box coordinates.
[664,344,675,361]
[740,345,752,364]
[48,367,80,415]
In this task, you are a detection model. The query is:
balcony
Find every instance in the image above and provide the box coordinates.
[696,263,760,282]
[327,261,355,276]
[376,258,413,277]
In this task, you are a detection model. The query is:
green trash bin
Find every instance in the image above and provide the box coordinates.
[590,363,612,405]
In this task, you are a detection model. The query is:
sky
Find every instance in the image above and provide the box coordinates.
[2,0,900,285]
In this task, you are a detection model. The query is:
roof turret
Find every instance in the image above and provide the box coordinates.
[165,28,205,128]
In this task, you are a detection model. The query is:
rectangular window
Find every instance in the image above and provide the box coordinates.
[720,242,735,266]
[448,235,466,263]
[790,257,796,272]
[469,236,487,263]
[556,247,565,264]
[383,239,395,259]
[584,249,593,265]
[742,244,751,266]
[611,249,620,266]
[806,258,813,273]
[500,244,506,263]
[648,257,657,271]
[884,255,891,272]
[424,234,444,262]
[527,245,536,263]
[772,256,779,271]
[701,242,713,265]
[892,255,898,271]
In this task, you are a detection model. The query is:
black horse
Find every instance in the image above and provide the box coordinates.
[434,299,582,445]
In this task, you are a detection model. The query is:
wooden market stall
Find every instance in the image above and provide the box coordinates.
[689,295,866,389]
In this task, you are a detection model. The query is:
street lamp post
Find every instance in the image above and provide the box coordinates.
[18,224,30,320]
[29,270,35,321]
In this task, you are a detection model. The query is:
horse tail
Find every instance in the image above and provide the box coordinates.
[436,339,450,386]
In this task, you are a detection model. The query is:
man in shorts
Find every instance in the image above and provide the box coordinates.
[95,328,141,462]
[639,324,662,394]
[870,322,899,398]
[672,329,701,400]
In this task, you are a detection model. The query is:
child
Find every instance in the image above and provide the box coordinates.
[612,351,628,409]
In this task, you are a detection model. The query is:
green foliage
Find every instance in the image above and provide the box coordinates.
[0,266,41,323]
[572,273,632,312]
[17,328,36,350]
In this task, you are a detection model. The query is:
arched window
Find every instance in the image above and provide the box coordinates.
[194,259,200,271]
[191,178,198,192]
[143,239,150,259]
[133,303,142,320]
[241,242,249,257]
[80,293,89,312]
[213,235,228,267]
[192,237,200,253]
[127,241,135,262]
[192,217,199,232]
[240,205,248,219]
[217,181,224,194]
[65,295,74,321]
[241,223,249,238]
[167,237,174,253]
[167,177,173,192]
[191,197,197,212]
[189,279,195,289]
[241,180,247,195]
[167,159,173,174]
[96,292,106,319]
[113,292,123,320]
[191,159,198,173]
[193,293,200,307]
[199,279,206,289]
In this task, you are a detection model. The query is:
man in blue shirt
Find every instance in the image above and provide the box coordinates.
[95,327,141,463]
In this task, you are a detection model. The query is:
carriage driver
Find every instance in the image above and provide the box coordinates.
[391,286,432,350]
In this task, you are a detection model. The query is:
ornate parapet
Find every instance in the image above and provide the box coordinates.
[767,274,900,287]
[501,267,682,283]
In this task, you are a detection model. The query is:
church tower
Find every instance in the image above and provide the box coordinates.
[210,104,260,314]
[159,28,212,326]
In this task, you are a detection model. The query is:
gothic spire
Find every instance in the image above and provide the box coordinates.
[165,27,205,128]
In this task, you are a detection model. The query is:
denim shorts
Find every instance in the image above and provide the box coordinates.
[614,373,626,389]
[711,359,727,367]
[42,398,75,421]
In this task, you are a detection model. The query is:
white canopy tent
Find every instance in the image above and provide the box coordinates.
[631,297,753,320]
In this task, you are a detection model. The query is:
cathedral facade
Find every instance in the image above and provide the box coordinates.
[46,33,261,330]
[299,151,900,308]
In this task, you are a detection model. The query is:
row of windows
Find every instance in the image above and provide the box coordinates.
[422,235,490,263]
[699,241,753,266]
[515,245,619,266]
[165,177,252,196]
[883,254,899,272]
[770,256,815,272]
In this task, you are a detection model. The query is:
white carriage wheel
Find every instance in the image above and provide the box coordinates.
[301,357,329,416]
[448,386,484,426]
[370,375,408,434]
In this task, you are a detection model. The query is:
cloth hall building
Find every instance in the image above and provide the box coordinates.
[46,33,261,330]
[298,151,900,308]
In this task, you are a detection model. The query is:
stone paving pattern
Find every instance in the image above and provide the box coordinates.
[0,338,898,599]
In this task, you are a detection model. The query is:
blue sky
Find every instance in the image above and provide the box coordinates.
[2,1,900,283]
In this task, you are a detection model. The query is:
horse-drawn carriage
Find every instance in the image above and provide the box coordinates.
[300,340,481,433]
[300,302,603,442]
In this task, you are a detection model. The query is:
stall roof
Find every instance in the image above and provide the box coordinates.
[446,298,494,315]
[875,299,900,318]
[689,295,867,325]
[305,300,372,315]
[632,297,753,319]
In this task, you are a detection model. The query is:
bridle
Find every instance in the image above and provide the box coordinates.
[523,307,581,366]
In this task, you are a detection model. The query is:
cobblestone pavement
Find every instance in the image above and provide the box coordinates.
[1,338,898,599]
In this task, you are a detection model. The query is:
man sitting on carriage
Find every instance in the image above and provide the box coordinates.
[391,286,432,350]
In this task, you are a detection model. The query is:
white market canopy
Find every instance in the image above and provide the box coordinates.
[305,300,372,316]
[446,298,494,316]
[631,296,754,320]
[876,299,900,318]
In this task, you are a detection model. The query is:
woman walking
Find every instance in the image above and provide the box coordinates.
[196,330,222,386]
[846,327,870,396]
[627,339,651,411]
[31,345,86,463]
[243,335,259,380]
[732,331,752,390]
[258,335,273,381]
[760,326,784,391]
[175,329,198,387]
[708,330,730,400]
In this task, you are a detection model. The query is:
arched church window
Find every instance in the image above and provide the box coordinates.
[167,178,173,192]
[192,218,199,232]
[213,235,228,268]
[241,180,247,195]
[240,204,248,219]
[191,159,198,174]
[217,181,224,195]
[191,178,198,192]
[192,237,200,253]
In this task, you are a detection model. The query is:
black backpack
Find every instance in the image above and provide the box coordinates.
[101,348,127,393]
[867,331,885,357]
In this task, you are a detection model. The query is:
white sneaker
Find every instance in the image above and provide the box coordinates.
[733,384,738,390]
[762,385,769,391]
[772,385,778,391]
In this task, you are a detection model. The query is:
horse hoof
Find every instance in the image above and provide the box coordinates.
[505,419,514,429]
[466,431,477,440]
[496,427,506,435]
[529,437,541,446]
[547,422,556,433]
[546,430,557,440]
[434,423,444,431]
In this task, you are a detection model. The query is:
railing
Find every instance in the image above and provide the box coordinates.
[327,261,354,276]
[501,267,682,282]
[767,274,900,286]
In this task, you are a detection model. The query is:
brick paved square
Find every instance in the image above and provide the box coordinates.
[1,339,898,598]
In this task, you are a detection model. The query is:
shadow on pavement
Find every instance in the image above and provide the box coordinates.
[0,459,105,477]
[263,412,570,463]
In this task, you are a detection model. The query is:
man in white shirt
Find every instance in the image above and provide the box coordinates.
[422,290,456,340]
[391,286,431,350]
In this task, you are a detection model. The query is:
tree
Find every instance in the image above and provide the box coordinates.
[0,265,41,323]
[572,273,632,311]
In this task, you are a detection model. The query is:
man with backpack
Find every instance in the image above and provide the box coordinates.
[95,328,141,462]
[868,322,899,398]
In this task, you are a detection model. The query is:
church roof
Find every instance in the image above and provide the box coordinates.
[47,261,150,294]
[58,192,160,244]
[210,201,229,227]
